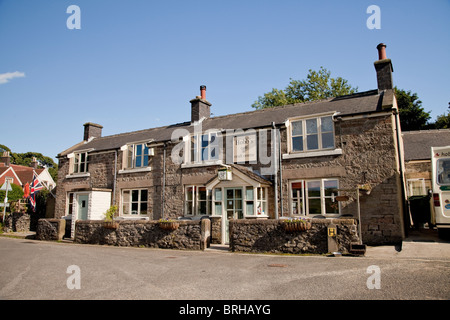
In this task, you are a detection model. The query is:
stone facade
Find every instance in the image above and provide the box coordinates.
[279,115,405,245]
[229,219,359,254]
[55,113,405,246]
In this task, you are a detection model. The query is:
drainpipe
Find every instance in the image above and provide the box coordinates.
[278,124,283,217]
[162,142,167,219]
[272,122,279,219]
[113,149,117,205]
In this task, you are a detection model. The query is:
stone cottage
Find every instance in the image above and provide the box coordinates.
[55,43,406,245]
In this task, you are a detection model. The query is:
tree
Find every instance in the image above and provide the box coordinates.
[394,87,431,131]
[252,67,358,109]
[0,147,58,181]
[432,104,450,129]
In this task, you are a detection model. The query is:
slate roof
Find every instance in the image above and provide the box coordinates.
[402,129,450,161]
[59,89,386,156]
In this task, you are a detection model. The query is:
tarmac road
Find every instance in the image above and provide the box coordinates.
[0,236,449,301]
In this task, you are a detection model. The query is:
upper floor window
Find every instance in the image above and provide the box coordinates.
[127,143,150,169]
[290,115,334,152]
[190,132,220,163]
[73,152,89,173]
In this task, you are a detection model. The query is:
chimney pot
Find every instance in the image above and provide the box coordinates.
[200,85,206,100]
[377,43,387,60]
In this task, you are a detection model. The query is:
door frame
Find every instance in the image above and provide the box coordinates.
[223,187,243,244]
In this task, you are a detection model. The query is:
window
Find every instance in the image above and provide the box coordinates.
[67,193,75,215]
[185,185,212,215]
[127,143,151,169]
[73,152,89,173]
[437,159,450,185]
[407,179,426,196]
[213,188,222,216]
[122,189,148,215]
[290,116,334,152]
[256,187,267,216]
[290,179,339,216]
[190,132,220,163]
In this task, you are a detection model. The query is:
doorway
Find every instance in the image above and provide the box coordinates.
[224,188,243,244]
[77,194,89,220]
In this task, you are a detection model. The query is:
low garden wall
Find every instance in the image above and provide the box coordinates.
[3,212,31,233]
[74,219,210,250]
[229,218,360,254]
[36,218,66,241]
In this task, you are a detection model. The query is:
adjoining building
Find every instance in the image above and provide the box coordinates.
[55,43,407,245]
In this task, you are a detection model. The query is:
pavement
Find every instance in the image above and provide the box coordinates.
[1,227,449,261]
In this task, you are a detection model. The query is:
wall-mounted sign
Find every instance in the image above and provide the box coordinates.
[234,133,256,163]
[218,168,232,181]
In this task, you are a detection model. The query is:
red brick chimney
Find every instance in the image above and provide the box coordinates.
[374,43,394,92]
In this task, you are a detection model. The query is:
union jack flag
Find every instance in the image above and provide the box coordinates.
[30,173,44,212]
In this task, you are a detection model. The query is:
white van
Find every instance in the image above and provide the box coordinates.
[431,146,450,237]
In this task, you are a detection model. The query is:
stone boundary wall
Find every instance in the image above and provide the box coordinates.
[3,212,31,233]
[230,219,359,254]
[36,218,66,241]
[74,219,210,250]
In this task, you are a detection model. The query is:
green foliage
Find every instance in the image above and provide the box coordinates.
[0,146,58,181]
[434,112,450,129]
[104,205,118,221]
[394,87,432,131]
[0,183,24,203]
[252,67,358,109]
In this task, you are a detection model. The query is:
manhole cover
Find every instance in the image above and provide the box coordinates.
[267,264,287,268]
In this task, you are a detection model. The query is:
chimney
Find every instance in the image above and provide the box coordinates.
[374,43,394,92]
[83,122,103,141]
[190,85,211,123]
[30,157,39,169]
[0,151,10,167]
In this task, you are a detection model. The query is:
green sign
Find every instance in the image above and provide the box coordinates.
[440,186,450,191]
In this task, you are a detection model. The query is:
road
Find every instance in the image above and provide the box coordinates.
[0,237,449,302]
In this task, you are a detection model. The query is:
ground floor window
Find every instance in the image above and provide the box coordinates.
[185,185,268,217]
[122,189,148,215]
[289,179,339,216]
[67,192,75,215]
[185,186,212,215]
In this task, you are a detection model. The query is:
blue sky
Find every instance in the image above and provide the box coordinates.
[0,0,449,163]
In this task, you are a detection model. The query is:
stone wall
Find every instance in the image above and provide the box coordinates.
[36,218,66,241]
[3,212,30,233]
[74,219,210,250]
[229,219,359,254]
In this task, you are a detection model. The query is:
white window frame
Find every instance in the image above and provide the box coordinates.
[126,143,151,169]
[73,152,89,174]
[121,188,149,216]
[288,114,335,153]
[189,131,221,164]
[289,179,340,217]
[185,185,212,216]
[407,178,427,197]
